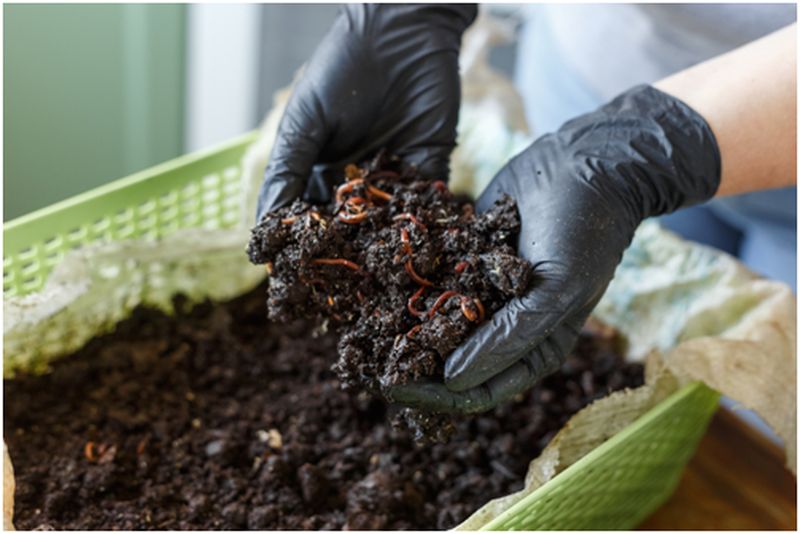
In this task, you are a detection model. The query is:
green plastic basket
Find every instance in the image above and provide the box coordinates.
[3,134,719,530]
[4,131,258,297]
[482,382,718,530]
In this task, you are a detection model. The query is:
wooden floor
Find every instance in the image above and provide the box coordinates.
[639,408,796,530]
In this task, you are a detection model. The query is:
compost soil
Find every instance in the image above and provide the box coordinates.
[247,155,534,438]
[5,286,643,530]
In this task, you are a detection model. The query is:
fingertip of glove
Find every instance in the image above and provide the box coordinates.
[386,382,447,412]
[445,361,504,394]
[443,361,480,393]
[443,334,488,391]
[257,164,310,217]
[443,308,528,391]
[384,383,417,404]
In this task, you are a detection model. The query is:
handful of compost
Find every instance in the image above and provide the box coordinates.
[247,154,534,440]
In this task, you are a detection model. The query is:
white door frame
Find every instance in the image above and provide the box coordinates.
[184,4,260,152]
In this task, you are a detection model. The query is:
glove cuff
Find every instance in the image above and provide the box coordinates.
[600,85,721,219]
[564,84,722,224]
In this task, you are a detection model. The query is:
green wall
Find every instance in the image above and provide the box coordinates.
[4,4,186,220]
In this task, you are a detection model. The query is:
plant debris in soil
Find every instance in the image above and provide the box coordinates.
[4,286,644,530]
[247,154,534,439]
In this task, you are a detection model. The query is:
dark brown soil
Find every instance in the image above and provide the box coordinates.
[247,155,534,438]
[4,286,643,530]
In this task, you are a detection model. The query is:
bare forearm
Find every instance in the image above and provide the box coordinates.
[654,23,796,197]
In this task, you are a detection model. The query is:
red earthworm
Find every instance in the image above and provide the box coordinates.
[423,290,485,322]
[400,227,433,285]
[84,441,97,462]
[454,261,469,274]
[472,298,485,322]
[406,324,422,339]
[405,260,433,287]
[427,290,460,319]
[336,179,364,203]
[311,258,365,274]
[393,213,428,231]
[337,211,369,224]
[397,212,434,287]
[460,300,478,322]
[400,228,413,256]
[407,286,426,318]
[460,296,484,322]
[281,216,297,225]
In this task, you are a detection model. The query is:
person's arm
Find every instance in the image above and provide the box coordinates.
[655,23,796,196]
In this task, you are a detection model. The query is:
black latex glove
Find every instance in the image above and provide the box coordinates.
[255,4,477,222]
[389,85,721,414]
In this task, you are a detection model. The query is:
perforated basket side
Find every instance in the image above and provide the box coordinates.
[3,132,258,297]
[482,382,719,530]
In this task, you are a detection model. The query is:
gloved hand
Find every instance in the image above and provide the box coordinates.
[389,85,721,413]
[255,4,477,222]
